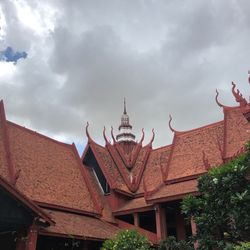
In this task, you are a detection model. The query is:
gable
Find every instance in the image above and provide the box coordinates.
[83,147,110,194]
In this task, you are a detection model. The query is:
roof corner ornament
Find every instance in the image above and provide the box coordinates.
[85,122,93,142]
[248,70,250,84]
[215,89,224,108]
[149,128,155,146]
[111,126,117,144]
[103,126,111,145]
[168,115,178,133]
[231,81,247,107]
[139,128,145,145]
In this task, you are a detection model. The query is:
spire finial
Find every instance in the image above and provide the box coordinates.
[124,97,127,114]
[116,98,135,142]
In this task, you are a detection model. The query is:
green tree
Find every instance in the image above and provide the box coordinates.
[158,236,193,250]
[181,143,250,250]
[101,229,152,250]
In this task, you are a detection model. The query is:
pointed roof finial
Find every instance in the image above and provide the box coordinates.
[231,82,247,107]
[168,115,178,133]
[124,97,127,114]
[215,89,224,108]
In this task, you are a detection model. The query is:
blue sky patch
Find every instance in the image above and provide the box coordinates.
[0,46,27,64]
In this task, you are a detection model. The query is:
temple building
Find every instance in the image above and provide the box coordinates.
[0,76,250,250]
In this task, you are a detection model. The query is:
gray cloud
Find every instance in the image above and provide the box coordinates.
[0,0,250,150]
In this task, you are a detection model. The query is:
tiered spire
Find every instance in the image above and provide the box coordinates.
[116,98,136,142]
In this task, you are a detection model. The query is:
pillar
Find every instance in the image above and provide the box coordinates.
[155,204,167,241]
[25,222,38,250]
[134,213,140,227]
[16,231,26,250]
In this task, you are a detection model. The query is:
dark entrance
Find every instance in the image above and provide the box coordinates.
[163,200,192,240]
[37,235,102,250]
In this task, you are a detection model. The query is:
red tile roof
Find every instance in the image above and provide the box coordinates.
[87,142,131,194]
[114,197,153,215]
[146,179,198,203]
[41,209,119,241]
[224,107,250,159]
[0,175,54,225]
[5,121,98,215]
[136,145,172,194]
[165,121,224,181]
[1,80,250,223]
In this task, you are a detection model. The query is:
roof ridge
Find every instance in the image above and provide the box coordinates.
[131,145,152,192]
[7,120,73,148]
[163,134,177,181]
[151,144,172,152]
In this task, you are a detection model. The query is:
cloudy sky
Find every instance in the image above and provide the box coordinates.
[0,0,249,153]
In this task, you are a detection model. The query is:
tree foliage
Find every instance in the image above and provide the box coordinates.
[181,143,250,249]
[101,229,152,250]
[158,236,193,250]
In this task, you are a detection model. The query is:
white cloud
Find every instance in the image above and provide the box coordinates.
[0,0,250,149]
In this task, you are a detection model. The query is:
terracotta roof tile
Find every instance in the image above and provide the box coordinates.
[7,122,97,214]
[42,209,119,240]
[166,121,224,181]
[0,175,54,225]
[136,145,172,194]
[147,179,198,202]
[224,107,250,158]
[131,146,149,180]
[90,142,131,194]
[114,197,152,214]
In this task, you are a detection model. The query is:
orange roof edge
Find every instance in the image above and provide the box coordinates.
[6,120,73,149]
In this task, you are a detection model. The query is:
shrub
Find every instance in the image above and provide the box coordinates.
[158,236,193,250]
[101,229,152,250]
[234,242,250,250]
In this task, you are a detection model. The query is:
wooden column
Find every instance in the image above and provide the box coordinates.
[25,222,38,250]
[134,212,140,227]
[16,231,26,250]
[155,204,167,241]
